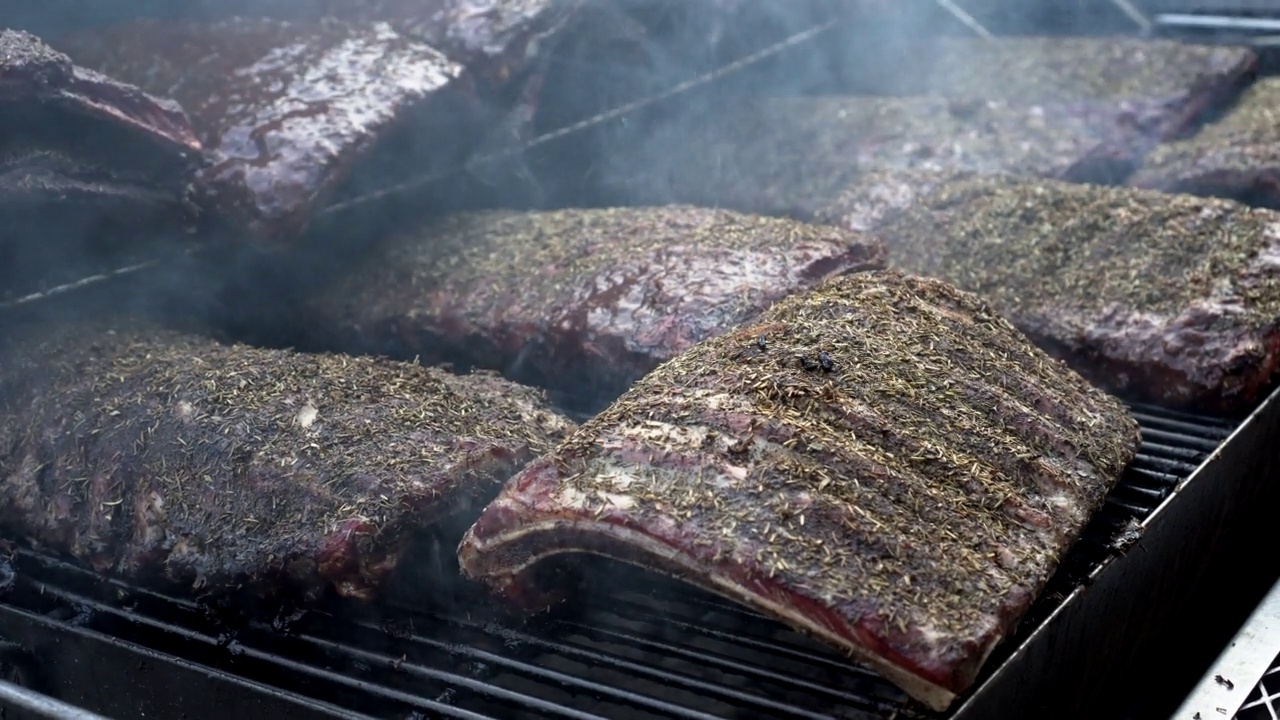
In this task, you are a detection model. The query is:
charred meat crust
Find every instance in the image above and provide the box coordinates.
[605,94,1152,218]
[0,323,574,603]
[0,29,200,166]
[1129,78,1280,208]
[884,36,1257,141]
[876,175,1280,413]
[458,269,1140,712]
[0,29,204,301]
[56,16,478,243]
[294,205,886,413]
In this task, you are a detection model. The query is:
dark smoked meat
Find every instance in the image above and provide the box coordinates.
[604,94,1147,220]
[0,30,199,161]
[0,30,203,300]
[874,175,1280,413]
[1129,77,1280,208]
[458,269,1140,712]
[319,0,585,91]
[56,17,481,243]
[877,36,1256,141]
[292,206,887,412]
[0,323,574,602]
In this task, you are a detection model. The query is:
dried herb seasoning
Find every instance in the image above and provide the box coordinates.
[1129,77,1280,206]
[459,269,1140,712]
[881,36,1256,140]
[606,94,1145,220]
[0,322,574,603]
[295,205,886,413]
[876,174,1280,411]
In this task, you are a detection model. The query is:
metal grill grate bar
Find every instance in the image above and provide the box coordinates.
[0,402,1244,719]
[16,583,505,720]
[375,619,844,720]
[548,619,876,705]
[1239,659,1280,719]
[1128,410,1234,439]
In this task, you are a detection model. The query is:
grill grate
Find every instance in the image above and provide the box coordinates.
[0,404,1241,719]
[1240,656,1280,720]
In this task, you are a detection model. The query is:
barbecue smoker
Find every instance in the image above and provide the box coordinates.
[2,3,1280,720]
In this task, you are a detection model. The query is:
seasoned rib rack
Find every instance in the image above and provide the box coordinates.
[0,398,1265,720]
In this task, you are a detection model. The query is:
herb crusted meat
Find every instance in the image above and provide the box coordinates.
[606,94,1147,218]
[875,175,1280,413]
[1129,77,1280,206]
[293,205,886,412]
[0,323,573,602]
[457,269,1140,712]
[881,36,1256,141]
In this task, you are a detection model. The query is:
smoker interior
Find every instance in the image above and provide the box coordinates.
[4,2,1280,720]
[0,397,1274,720]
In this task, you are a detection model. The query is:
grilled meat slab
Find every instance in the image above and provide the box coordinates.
[320,0,585,92]
[876,36,1256,141]
[874,175,1280,413]
[603,94,1147,217]
[1129,77,1280,207]
[56,16,483,243]
[458,269,1140,712]
[291,205,886,413]
[0,323,573,602]
[0,30,202,301]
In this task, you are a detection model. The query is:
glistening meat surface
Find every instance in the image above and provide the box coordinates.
[874,175,1280,413]
[457,269,1140,712]
[292,205,886,413]
[56,16,477,243]
[0,322,573,603]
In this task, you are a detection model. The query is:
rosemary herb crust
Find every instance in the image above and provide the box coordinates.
[458,269,1139,712]
[0,323,573,602]
[887,36,1256,140]
[876,175,1280,412]
[1129,77,1280,203]
[609,95,1144,218]
[298,205,886,412]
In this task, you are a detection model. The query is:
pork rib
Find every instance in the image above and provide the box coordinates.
[875,36,1256,141]
[55,16,479,244]
[873,174,1280,413]
[0,322,573,602]
[1129,77,1280,208]
[0,29,202,301]
[458,269,1140,712]
[290,205,886,413]
[603,94,1149,217]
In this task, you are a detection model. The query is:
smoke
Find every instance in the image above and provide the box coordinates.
[0,1,1171,360]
